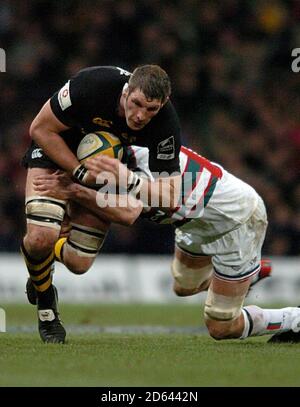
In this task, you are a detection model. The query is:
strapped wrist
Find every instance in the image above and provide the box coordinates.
[127,171,144,196]
[72,164,89,184]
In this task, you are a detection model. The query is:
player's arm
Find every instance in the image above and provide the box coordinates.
[30,70,98,185]
[29,100,81,174]
[32,171,143,226]
[70,183,143,225]
[134,171,181,210]
[85,155,181,210]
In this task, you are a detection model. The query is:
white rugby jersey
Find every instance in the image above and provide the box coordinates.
[127,145,260,238]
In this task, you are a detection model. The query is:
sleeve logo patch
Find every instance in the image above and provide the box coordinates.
[157,136,175,160]
[58,80,72,111]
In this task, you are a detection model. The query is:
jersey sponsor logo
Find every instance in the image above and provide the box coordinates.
[31,148,43,159]
[92,117,113,128]
[157,136,175,160]
[58,80,72,111]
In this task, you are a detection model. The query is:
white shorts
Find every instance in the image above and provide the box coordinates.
[175,196,268,280]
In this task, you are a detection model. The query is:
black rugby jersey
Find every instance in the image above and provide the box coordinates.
[50,66,181,174]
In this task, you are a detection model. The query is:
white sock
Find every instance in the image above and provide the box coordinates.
[240,305,300,338]
[240,309,250,339]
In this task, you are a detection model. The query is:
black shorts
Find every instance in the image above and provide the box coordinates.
[21,128,84,169]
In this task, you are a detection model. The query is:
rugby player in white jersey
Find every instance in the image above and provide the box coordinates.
[33,145,300,343]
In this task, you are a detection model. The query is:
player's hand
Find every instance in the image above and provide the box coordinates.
[33,170,75,200]
[85,155,131,188]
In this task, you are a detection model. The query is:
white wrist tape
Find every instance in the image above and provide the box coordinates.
[127,171,144,196]
[72,164,89,184]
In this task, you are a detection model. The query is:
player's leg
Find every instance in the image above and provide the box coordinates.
[204,265,300,340]
[204,197,300,340]
[54,201,110,275]
[205,273,300,340]
[22,167,65,302]
[171,243,272,298]
[22,167,66,343]
[170,240,255,339]
[171,245,213,296]
[204,274,251,339]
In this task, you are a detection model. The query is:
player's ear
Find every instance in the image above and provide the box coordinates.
[162,96,169,106]
[122,83,129,98]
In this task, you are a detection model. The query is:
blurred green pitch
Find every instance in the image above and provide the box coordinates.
[1,303,300,387]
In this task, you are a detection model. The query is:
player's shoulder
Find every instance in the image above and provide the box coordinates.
[147,99,181,140]
[68,66,132,99]
[157,99,180,127]
[73,65,131,83]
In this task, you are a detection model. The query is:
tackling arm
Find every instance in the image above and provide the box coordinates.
[85,156,181,210]
[32,172,143,226]
[70,183,143,225]
[139,173,181,210]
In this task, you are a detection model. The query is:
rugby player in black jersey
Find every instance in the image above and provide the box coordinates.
[21,65,182,343]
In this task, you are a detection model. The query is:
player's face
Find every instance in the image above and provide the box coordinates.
[124,89,163,130]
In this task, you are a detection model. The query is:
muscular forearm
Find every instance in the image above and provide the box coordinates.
[69,183,142,225]
[136,174,181,210]
[84,156,182,210]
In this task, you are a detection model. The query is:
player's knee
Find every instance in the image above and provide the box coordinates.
[24,228,58,257]
[64,255,93,275]
[24,195,66,256]
[203,287,244,339]
[204,301,240,323]
[25,196,66,232]
[61,223,106,274]
[173,283,191,297]
[68,223,106,257]
[204,318,234,340]
[173,281,202,297]
[171,257,212,296]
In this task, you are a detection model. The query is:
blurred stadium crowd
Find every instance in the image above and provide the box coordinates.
[0,0,300,255]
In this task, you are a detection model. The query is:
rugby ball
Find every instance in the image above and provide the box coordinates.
[77,131,123,163]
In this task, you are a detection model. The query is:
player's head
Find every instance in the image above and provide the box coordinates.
[122,65,171,131]
[129,65,171,104]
